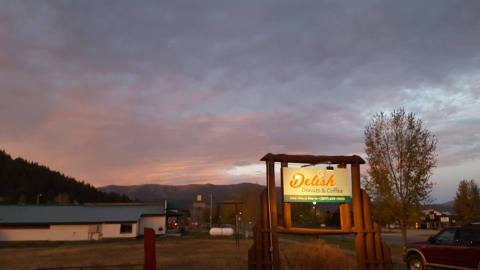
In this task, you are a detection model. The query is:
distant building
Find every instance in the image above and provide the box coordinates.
[419,209,457,229]
[0,204,166,241]
[191,194,207,227]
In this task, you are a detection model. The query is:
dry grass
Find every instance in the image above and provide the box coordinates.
[280,239,354,270]
[0,238,250,270]
[0,237,355,270]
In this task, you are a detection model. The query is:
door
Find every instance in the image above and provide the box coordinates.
[423,228,458,267]
[455,229,480,269]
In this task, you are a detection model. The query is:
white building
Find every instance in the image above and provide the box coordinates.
[0,204,166,241]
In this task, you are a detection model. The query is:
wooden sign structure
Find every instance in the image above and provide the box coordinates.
[248,153,392,270]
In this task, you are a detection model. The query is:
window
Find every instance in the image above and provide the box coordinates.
[434,229,456,245]
[120,224,132,234]
[457,229,480,246]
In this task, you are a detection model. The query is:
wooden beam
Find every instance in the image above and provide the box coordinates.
[277,226,352,235]
[374,223,385,270]
[340,204,352,231]
[338,164,351,231]
[280,162,292,229]
[267,162,280,270]
[260,189,269,270]
[362,190,376,270]
[260,153,365,164]
[382,242,392,269]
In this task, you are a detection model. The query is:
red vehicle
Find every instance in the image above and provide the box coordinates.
[404,224,480,270]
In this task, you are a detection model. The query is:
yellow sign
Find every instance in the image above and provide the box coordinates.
[282,167,351,203]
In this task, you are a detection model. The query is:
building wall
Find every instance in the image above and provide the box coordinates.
[0,223,141,241]
[0,227,51,241]
[139,216,166,235]
[49,225,90,241]
[102,223,138,238]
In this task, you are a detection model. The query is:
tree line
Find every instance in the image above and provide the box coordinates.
[0,150,130,204]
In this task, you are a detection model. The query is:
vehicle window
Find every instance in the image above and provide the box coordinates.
[434,229,456,245]
[457,229,480,246]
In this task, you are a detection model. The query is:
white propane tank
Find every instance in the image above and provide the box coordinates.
[209,227,234,236]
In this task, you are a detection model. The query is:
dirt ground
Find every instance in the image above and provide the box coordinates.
[0,237,355,270]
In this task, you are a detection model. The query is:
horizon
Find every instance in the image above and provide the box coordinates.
[1,1,479,203]
[0,149,463,205]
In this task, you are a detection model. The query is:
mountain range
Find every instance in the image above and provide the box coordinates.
[100,182,268,209]
[101,183,455,213]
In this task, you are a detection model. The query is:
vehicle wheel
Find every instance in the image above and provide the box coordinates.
[407,254,424,270]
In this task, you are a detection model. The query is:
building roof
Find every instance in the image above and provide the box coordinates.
[0,205,165,226]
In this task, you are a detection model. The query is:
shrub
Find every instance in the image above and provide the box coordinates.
[281,239,354,270]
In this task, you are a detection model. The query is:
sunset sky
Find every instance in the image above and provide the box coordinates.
[1,1,479,202]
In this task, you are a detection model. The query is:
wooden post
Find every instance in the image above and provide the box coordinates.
[362,190,376,270]
[267,162,280,270]
[382,242,392,270]
[281,162,292,229]
[261,189,270,269]
[144,228,156,270]
[374,223,384,270]
[340,204,352,231]
[338,164,351,231]
[352,163,366,270]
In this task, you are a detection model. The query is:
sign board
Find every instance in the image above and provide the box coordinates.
[440,216,449,223]
[282,167,351,203]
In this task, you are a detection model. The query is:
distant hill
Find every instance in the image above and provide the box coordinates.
[0,150,130,204]
[100,182,267,209]
[425,200,455,213]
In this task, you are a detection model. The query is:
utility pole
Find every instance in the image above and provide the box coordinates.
[209,193,213,229]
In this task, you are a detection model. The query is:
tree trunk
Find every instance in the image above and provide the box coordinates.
[400,220,408,246]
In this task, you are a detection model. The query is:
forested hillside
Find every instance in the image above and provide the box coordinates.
[0,150,130,204]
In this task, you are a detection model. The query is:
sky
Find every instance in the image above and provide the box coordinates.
[0,0,479,203]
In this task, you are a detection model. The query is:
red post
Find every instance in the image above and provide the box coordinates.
[144,227,156,270]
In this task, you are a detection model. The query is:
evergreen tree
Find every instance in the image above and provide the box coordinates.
[0,149,130,204]
[454,179,480,224]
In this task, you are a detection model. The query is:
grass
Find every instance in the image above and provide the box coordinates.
[280,233,404,258]
[0,237,251,270]
[279,234,407,270]
[0,234,359,270]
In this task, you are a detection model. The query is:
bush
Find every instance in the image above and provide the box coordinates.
[281,239,354,270]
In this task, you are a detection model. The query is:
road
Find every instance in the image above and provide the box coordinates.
[335,229,438,244]
[380,229,438,244]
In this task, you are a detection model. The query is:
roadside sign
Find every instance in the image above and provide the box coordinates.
[282,167,351,203]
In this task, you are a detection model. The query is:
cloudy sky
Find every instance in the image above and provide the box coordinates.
[1,0,479,202]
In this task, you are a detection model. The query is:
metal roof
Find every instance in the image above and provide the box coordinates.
[0,205,165,226]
